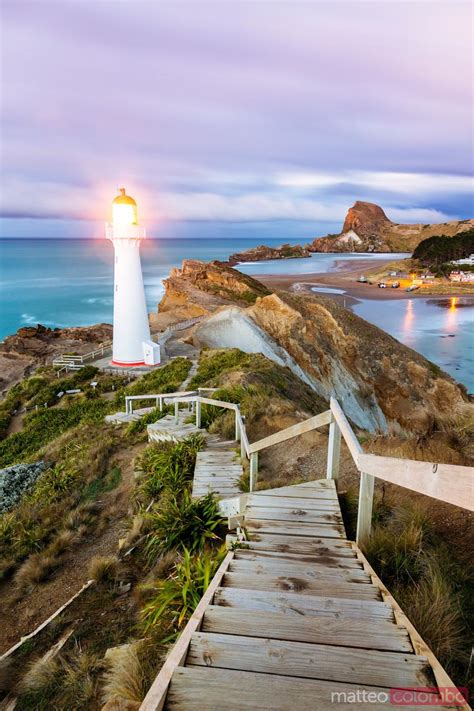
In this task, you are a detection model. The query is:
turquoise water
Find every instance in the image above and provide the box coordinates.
[1,239,472,391]
[0,237,303,338]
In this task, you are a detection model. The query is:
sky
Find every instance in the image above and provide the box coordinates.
[0,0,473,239]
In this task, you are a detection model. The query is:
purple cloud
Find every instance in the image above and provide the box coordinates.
[0,1,472,236]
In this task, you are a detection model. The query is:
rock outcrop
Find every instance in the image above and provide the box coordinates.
[228,243,310,265]
[152,260,270,327]
[308,201,474,253]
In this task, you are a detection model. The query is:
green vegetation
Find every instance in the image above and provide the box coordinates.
[136,433,205,501]
[413,229,474,270]
[0,425,118,578]
[0,398,110,467]
[141,547,225,635]
[188,349,255,387]
[125,406,170,436]
[116,357,191,405]
[145,491,223,561]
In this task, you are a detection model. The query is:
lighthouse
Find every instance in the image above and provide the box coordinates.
[106,188,160,367]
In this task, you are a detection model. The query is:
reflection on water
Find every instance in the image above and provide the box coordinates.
[352,296,474,391]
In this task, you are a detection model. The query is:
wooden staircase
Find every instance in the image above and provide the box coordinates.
[141,479,462,710]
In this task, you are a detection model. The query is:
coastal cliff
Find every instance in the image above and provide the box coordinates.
[308,201,474,253]
[158,260,469,433]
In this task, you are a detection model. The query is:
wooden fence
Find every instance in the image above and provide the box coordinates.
[132,391,474,545]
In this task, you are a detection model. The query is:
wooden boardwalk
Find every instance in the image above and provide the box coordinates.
[192,448,242,500]
[142,479,460,710]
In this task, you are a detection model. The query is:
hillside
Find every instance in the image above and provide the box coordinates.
[308,201,474,253]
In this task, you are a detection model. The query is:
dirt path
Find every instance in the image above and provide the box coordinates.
[0,440,147,655]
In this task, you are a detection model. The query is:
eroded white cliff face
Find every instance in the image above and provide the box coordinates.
[194,306,388,432]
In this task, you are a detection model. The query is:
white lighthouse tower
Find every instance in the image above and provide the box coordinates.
[106,188,160,367]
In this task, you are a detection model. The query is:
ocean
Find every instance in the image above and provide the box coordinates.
[1,239,472,391]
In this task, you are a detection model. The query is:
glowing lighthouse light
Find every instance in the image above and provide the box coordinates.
[106,188,160,367]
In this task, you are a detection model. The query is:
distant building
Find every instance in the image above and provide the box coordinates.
[452,254,474,266]
[449,270,474,283]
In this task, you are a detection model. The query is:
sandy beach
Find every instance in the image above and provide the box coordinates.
[255,257,474,303]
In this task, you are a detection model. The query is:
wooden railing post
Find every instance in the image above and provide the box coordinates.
[235,407,241,442]
[356,471,375,545]
[240,435,246,462]
[159,396,163,412]
[326,416,341,481]
[174,400,179,423]
[196,400,201,429]
[249,453,258,492]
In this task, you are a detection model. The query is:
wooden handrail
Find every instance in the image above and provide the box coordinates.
[247,410,331,454]
[329,397,363,461]
[357,453,474,512]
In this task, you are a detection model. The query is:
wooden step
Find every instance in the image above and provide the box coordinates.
[165,667,450,711]
[202,606,412,652]
[246,519,345,538]
[246,533,354,556]
[233,548,362,569]
[213,587,394,620]
[187,632,433,688]
[228,558,371,584]
[245,506,343,524]
[222,572,381,599]
[247,494,340,511]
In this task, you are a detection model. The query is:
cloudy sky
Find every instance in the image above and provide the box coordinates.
[1,0,472,238]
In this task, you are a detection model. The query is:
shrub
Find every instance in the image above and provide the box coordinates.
[0,461,46,512]
[141,547,225,633]
[144,491,224,562]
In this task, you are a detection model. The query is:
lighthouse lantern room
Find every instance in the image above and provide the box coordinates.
[106,188,160,367]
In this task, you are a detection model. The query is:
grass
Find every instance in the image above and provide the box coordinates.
[358,497,473,687]
[0,425,116,579]
[81,464,122,501]
[140,547,226,635]
[0,398,110,467]
[144,490,224,562]
[136,433,205,503]
[101,642,148,706]
[88,555,120,586]
[115,357,191,408]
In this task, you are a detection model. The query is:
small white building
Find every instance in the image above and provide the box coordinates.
[452,254,474,266]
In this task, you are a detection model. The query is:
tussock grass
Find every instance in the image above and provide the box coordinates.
[145,490,223,562]
[360,495,472,685]
[14,550,61,593]
[17,654,61,694]
[102,643,146,706]
[88,555,120,586]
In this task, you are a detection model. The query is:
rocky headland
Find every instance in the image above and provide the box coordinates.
[307,201,474,253]
[221,202,474,262]
[228,243,310,265]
